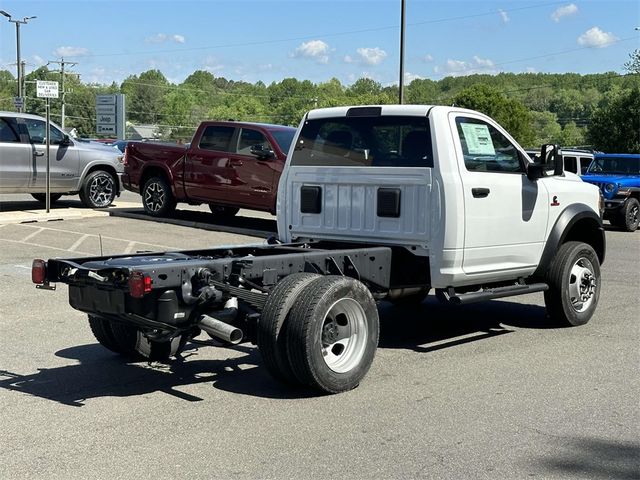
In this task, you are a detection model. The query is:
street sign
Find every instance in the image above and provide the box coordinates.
[36,80,59,99]
[96,95,116,105]
[97,114,116,124]
[13,96,24,109]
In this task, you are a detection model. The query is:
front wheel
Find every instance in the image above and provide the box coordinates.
[80,170,117,208]
[621,198,639,232]
[142,176,176,217]
[286,276,379,394]
[544,241,601,327]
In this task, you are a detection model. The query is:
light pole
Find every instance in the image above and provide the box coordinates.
[398,0,406,104]
[0,10,36,113]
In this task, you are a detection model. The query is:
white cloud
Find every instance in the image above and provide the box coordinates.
[404,72,424,83]
[434,56,497,76]
[356,47,387,65]
[291,40,330,64]
[344,55,354,63]
[422,54,434,62]
[499,9,509,23]
[53,46,90,57]
[145,33,186,44]
[551,4,578,22]
[33,55,45,66]
[577,27,619,48]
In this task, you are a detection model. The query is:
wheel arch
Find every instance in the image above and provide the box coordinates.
[81,163,120,194]
[140,165,175,196]
[535,204,606,277]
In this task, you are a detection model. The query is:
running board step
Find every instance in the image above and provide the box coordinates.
[443,283,549,305]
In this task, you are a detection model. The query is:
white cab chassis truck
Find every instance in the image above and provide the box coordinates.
[33,105,605,394]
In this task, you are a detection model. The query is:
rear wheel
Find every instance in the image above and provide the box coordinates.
[209,204,239,219]
[31,193,62,204]
[544,241,601,327]
[142,176,176,217]
[80,170,117,208]
[286,276,379,394]
[257,272,320,384]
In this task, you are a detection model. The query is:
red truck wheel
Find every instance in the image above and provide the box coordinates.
[142,176,176,217]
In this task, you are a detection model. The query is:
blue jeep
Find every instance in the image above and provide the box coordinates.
[582,153,640,232]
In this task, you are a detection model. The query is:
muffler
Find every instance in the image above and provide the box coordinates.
[197,298,242,344]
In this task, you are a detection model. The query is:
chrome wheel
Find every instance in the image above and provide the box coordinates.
[628,204,639,226]
[320,297,368,373]
[568,257,597,313]
[144,181,165,213]
[88,173,115,207]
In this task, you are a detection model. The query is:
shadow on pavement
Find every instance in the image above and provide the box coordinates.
[0,296,558,405]
[535,436,640,480]
[0,198,84,212]
[109,208,277,238]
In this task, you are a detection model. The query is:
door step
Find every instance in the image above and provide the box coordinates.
[437,282,548,305]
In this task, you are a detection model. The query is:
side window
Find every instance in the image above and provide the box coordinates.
[580,157,591,175]
[237,128,273,156]
[563,156,577,174]
[198,126,235,152]
[25,119,46,144]
[0,118,20,143]
[456,117,523,173]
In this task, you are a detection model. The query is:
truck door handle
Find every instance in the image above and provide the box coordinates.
[472,187,490,198]
[34,151,44,157]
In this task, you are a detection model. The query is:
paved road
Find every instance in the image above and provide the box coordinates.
[0,201,638,479]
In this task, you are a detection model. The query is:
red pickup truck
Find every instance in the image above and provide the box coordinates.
[122,121,297,218]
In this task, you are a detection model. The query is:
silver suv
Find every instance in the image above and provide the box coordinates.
[0,111,124,208]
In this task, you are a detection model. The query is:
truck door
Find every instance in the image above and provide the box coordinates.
[228,127,278,209]
[184,125,236,202]
[23,118,80,191]
[0,116,31,191]
[450,113,549,274]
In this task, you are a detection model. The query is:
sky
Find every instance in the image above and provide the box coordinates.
[0,0,638,87]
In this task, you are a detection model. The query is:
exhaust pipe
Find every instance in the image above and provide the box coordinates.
[197,298,242,344]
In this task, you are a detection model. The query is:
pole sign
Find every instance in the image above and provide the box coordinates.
[36,81,59,99]
[96,94,126,139]
[13,96,24,110]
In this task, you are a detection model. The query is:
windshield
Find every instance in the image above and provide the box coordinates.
[291,116,432,167]
[587,156,640,175]
[270,129,296,154]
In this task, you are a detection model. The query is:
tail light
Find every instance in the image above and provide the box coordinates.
[128,271,152,298]
[32,259,47,284]
[122,149,128,166]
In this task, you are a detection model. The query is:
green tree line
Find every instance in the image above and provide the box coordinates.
[0,54,638,152]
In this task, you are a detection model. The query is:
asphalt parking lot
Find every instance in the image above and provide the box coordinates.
[0,194,638,480]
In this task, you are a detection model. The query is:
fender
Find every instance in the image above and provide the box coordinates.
[534,203,605,277]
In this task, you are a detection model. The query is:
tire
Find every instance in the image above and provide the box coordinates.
[544,241,601,327]
[286,276,379,394]
[257,272,320,384]
[209,204,240,219]
[80,170,117,208]
[142,176,176,217]
[31,193,62,204]
[621,198,639,232]
[88,315,183,361]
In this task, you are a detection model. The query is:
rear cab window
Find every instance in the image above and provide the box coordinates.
[198,125,235,152]
[291,116,432,168]
[0,117,20,143]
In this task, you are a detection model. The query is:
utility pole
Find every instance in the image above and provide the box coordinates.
[47,58,77,130]
[0,10,36,113]
[398,0,406,104]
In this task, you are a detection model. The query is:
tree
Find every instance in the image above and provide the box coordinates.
[530,111,562,146]
[623,49,640,74]
[121,70,169,124]
[559,122,586,147]
[588,87,640,153]
[453,84,534,146]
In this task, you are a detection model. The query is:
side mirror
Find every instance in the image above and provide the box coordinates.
[540,144,563,176]
[250,144,275,160]
[60,134,72,147]
[526,163,545,181]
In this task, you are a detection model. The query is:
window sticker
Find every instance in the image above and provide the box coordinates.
[460,123,495,155]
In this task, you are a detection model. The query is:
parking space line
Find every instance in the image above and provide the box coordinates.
[123,241,137,254]
[0,237,93,255]
[68,234,90,252]
[21,227,45,242]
